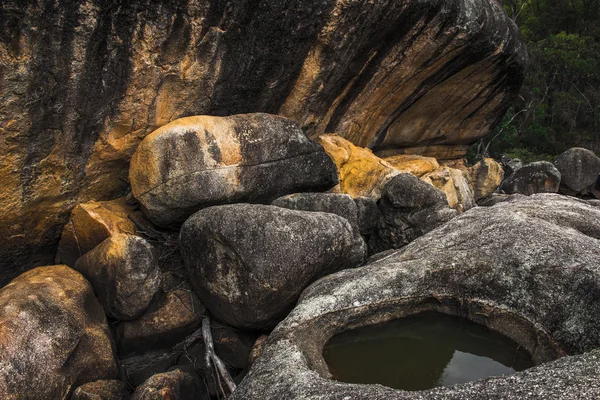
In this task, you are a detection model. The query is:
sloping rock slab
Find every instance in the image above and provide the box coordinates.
[231,194,600,399]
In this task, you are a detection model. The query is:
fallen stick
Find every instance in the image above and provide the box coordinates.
[202,315,237,395]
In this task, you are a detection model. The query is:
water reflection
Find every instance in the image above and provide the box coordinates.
[323,311,533,391]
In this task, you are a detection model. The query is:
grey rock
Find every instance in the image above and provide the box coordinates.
[0,266,118,399]
[500,161,561,195]
[130,114,338,227]
[477,193,526,206]
[116,289,204,357]
[354,196,383,237]
[369,173,457,254]
[272,193,360,234]
[131,367,207,400]
[74,234,162,321]
[71,380,130,400]
[554,147,600,197]
[180,204,367,330]
[231,194,600,399]
[503,157,524,178]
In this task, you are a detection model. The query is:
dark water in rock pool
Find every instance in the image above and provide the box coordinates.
[323,311,534,391]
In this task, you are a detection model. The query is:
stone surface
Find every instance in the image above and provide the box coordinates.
[231,194,600,400]
[131,367,206,400]
[317,134,398,199]
[55,197,137,268]
[180,204,367,330]
[369,174,457,254]
[74,234,162,320]
[503,157,524,177]
[130,113,337,227]
[383,154,440,177]
[211,321,257,370]
[0,265,118,399]
[554,147,600,197]
[477,193,526,207]
[500,161,561,195]
[272,192,360,233]
[71,380,130,400]
[116,289,204,357]
[468,157,504,201]
[0,0,526,277]
[354,197,382,239]
[421,167,475,213]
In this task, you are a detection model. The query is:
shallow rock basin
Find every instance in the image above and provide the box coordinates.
[324,311,533,391]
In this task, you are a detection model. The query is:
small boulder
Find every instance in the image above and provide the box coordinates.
[71,380,130,400]
[56,197,137,267]
[382,154,440,177]
[317,134,398,199]
[467,158,504,201]
[74,234,162,321]
[500,161,561,195]
[131,367,206,400]
[554,147,600,198]
[211,321,257,370]
[503,157,524,178]
[130,114,338,227]
[272,192,360,233]
[116,289,204,357]
[180,204,367,330]
[369,174,457,254]
[421,167,475,213]
[0,266,118,399]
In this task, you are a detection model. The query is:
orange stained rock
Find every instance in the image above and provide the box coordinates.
[317,134,398,199]
[383,154,440,177]
[55,197,137,267]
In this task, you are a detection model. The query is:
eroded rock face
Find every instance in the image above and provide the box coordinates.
[232,194,600,399]
[500,161,561,195]
[0,265,118,399]
[317,134,399,199]
[180,204,367,330]
[74,234,162,320]
[0,0,525,278]
[554,147,600,198]
[468,157,504,201]
[421,167,475,213]
[130,114,337,227]
[55,198,138,268]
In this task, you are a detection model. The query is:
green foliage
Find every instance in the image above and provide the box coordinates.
[470,0,600,161]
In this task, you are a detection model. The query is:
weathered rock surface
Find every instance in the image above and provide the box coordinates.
[369,174,457,254]
[180,204,367,330]
[130,114,337,227]
[116,289,204,357]
[503,157,524,177]
[554,147,600,198]
[131,367,206,400]
[0,266,118,399]
[500,161,561,195]
[272,192,360,234]
[421,167,475,212]
[71,380,130,400]
[55,198,138,268]
[0,0,526,282]
[317,134,399,199]
[74,234,162,320]
[467,157,504,201]
[231,194,600,399]
[382,154,440,177]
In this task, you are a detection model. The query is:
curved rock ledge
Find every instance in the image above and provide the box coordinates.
[232,194,600,399]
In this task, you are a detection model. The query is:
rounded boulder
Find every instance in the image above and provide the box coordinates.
[180,204,367,330]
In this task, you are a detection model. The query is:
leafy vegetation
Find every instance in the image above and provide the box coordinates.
[469,0,600,163]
